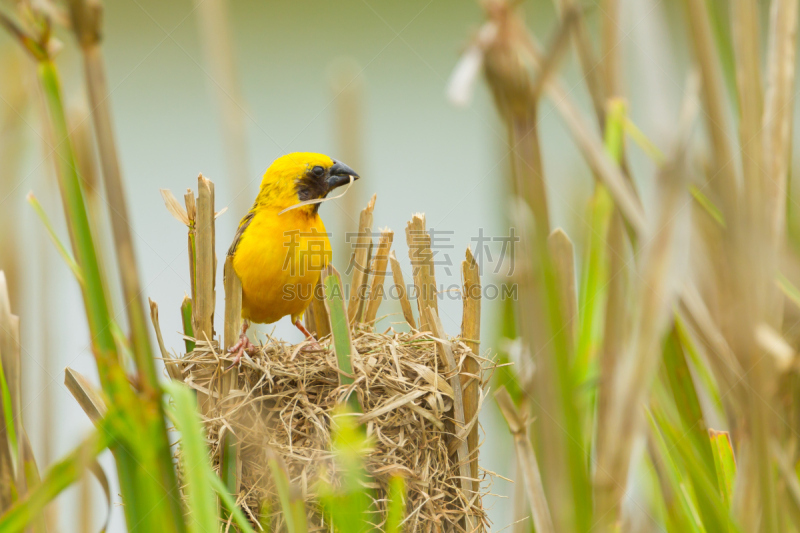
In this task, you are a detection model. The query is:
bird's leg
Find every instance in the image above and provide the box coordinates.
[226,320,257,370]
[294,319,322,351]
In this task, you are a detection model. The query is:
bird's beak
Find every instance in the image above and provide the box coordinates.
[327,160,360,190]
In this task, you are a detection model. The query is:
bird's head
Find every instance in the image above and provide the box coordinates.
[255,152,360,215]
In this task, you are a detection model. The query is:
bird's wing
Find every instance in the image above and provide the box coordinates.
[227,211,255,257]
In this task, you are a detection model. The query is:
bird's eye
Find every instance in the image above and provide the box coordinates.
[312,165,325,177]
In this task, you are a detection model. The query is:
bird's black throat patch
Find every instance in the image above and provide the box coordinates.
[294,168,329,214]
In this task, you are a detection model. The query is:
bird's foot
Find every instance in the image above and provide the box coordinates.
[225,333,257,371]
[300,339,323,352]
[294,319,323,352]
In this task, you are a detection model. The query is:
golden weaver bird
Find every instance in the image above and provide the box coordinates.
[227,152,360,366]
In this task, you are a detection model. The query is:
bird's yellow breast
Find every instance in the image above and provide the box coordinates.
[232,207,331,324]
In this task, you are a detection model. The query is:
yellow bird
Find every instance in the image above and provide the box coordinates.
[227,152,360,365]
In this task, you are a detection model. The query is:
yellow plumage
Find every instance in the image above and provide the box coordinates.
[228,152,359,330]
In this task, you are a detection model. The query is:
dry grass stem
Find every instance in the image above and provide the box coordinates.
[64,368,107,425]
[389,250,417,329]
[682,0,738,215]
[763,0,799,241]
[546,229,577,351]
[460,247,482,495]
[304,278,332,339]
[364,228,394,325]
[406,214,438,332]
[348,194,376,323]
[194,175,216,342]
[149,299,183,381]
[495,388,555,533]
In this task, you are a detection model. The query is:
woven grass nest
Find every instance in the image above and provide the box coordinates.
[181,326,491,531]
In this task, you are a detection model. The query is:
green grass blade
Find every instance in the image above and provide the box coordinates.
[709,430,736,505]
[650,402,743,533]
[320,412,374,533]
[322,266,362,413]
[623,116,666,164]
[208,473,256,533]
[19,433,46,533]
[0,352,17,470]
[646,408,707,533]
[267,454,307,533]
[689,185,726,227]
[385,476,406,533]
[0,425,111,532]
[704,0,738,103]
[37,60,118,377]
[575,100,626,377]
[603,99,627,162]
[181,296,195,352]
[164,381,218,533]
[26,193,84,285]
[674,314,724,416]
[776,273,800,311]
[575,185,612,374]
[662,328,725,531]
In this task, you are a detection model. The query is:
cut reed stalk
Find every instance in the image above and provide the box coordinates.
[496,387,555,533]
[424,307,477,530]
[148,299,183,381]
[460,246,481,495]
[599,0,621,99]
[223,256,243,378]
[364,228,394,325]
[546,229,576,354]
[64,368,107,424]
[389,250,417,329]
[528,6,579,105]
[406,214,438,332]
[348,195,376,323]
[763,0,799,243]
[195,175,217,341]
[221,255,242,498]
[304,280,331,339]
[682,0,738,217]
[0,51,27,313]
[553,0,605,125]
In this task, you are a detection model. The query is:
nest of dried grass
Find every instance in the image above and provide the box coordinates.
[181,327,491,531]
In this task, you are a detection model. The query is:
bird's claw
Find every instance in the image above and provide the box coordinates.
[300,339,323,352]
[225,334,257,371]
